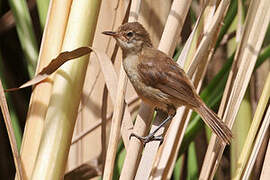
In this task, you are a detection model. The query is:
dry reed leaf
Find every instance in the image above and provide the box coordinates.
[5,47,126,94]
[260,139,270,179]
[199,0,270,179]
[16,1,72,178]
[6,47,91,92]
[0,80,25,180]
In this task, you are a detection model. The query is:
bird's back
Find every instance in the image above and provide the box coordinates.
[136,47,200,108]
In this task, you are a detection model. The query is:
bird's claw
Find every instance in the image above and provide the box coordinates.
[129,133,163,145]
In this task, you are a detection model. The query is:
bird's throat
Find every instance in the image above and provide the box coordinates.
[123,54,140,74]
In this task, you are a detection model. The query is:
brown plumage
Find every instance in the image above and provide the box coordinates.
[102,22,232,145]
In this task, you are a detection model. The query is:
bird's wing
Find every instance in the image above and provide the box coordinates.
[138,50,198,106]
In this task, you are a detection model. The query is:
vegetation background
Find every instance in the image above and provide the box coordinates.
[0,0,269,179]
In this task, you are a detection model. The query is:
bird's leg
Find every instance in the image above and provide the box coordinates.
[130,106,176,145]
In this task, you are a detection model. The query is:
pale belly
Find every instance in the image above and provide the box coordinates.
[128,73,174,111]
[123,54,178,111]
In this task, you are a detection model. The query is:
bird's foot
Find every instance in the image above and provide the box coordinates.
[129,133,163,145]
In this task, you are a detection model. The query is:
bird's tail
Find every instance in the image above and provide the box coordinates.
[196,102,232,145]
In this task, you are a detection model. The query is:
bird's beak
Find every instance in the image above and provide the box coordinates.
[102,31,118,37]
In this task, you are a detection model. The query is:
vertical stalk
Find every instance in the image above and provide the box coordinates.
[31,0,101,179]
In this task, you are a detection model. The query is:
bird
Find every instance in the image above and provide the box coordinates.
[102,22,232,145]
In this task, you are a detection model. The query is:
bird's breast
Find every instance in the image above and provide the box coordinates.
[123,54,140,81]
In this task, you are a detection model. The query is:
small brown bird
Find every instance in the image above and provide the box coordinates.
[102,22,232,145]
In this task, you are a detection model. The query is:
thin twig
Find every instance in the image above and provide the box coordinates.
[0,81,25,180]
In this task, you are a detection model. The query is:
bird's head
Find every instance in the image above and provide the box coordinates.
[102,22,152,55]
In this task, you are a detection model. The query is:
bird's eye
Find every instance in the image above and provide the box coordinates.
[126,31,134,38]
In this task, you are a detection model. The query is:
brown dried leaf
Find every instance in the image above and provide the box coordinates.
[5,47,92,92]
[64,158,102,180]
